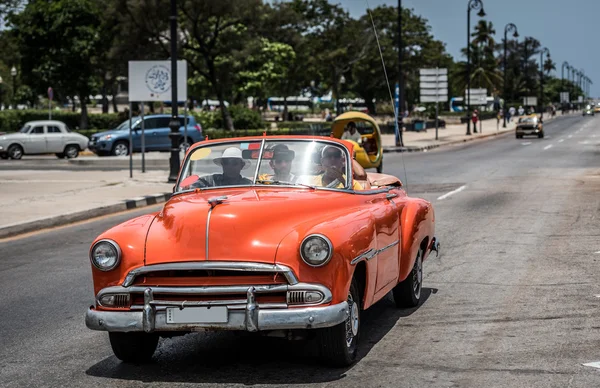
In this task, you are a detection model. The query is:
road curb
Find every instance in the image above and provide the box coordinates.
[0,192,172,239]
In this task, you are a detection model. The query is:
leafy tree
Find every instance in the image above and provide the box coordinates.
[10,0,104,128]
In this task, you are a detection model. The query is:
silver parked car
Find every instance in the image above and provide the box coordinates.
[0,120,89,159]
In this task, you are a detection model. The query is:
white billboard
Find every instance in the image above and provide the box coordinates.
[128,60,187,102]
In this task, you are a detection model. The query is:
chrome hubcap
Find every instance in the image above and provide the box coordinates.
[413,253,422,299]
[66,147,77,157]
[10,148,22,158]
[345,293,359,348]
[114,144,128,156]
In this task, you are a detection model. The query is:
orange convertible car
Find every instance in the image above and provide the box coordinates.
[85,136,439,366]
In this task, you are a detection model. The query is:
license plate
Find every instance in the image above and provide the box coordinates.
[166,306,228,324]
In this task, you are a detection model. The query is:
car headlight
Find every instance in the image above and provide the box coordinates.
[90,239,121,271]
[300,234,333,267]
[99,135,112,141]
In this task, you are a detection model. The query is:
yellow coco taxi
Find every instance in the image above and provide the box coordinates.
[332,111,383,173]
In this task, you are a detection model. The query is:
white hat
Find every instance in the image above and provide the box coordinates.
[213,147,251,169]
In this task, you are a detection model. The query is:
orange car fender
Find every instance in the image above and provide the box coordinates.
[398,198,435,283]
[89,213,157,296]
[274,208,378,307]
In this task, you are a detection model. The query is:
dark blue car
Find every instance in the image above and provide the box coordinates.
[88,114,203,156]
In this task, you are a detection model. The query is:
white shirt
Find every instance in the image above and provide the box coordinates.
[342,130,361,143]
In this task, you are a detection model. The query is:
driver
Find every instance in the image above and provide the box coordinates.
[306,145,362,190]
[195,147,252,187]
[258,144,297,182]
[341,121,362,143]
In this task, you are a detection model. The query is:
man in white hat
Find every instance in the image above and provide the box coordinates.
[197,146,252,187]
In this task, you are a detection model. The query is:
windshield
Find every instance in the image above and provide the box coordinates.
[176,139,351,192]
[519,117,536,123]
[114,118,141,131]
[19,125,31,133]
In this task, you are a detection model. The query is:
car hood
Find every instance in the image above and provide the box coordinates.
[144,188,351,265]
[92,130,127,138]
[0,133,23,141]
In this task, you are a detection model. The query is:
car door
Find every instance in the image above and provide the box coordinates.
[142,117,161,150]
[45,125,65,153]
[152,117,174,150]
[372,191,401,292]
[24,125,47,154]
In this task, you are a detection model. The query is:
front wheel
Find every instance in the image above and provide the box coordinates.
[376,159,383,173]
[111,141,129,156]
[316,278,360,367]
[64,145,79,159]
[538,132,544,139]
[7,144,23,160]
[109,332,159,363]
[393,248,423,308]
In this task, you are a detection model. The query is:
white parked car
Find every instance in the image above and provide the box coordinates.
[0,120,89,159]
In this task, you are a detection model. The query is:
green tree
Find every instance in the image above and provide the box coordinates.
[11,0,104,128]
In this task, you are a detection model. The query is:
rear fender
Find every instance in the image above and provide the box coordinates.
[399,199,435,282]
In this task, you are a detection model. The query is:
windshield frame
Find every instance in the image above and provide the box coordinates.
[174,138,353,194]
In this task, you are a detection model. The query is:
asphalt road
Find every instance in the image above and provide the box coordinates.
[2,114,600,387]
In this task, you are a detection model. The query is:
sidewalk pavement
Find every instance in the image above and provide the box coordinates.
[0,169,173,239]
[0,113,571,239]
[382,113,571,152]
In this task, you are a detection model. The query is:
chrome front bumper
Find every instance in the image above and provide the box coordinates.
[85,286,349,333]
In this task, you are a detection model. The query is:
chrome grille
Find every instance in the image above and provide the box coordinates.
[114,294,130,308]
[287,291,305,304]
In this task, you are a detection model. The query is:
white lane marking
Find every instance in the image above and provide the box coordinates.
[592,135,597,138]
[595,251,600,254]
[437,185,466,201]
[579,141,590,145]
[568,135,573,138]
[522,142,532,146]
[544,145,553,150]
[583,361,600,369]
[558,139,564,143]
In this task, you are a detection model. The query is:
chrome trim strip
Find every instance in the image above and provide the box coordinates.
[205,206,213,260]
[122,261,299,287]
[130,302,288,311]
[350,248,377,265]
[350,240,399,266]
[252,139,267,184]
[378,240,399,254]
[100,282,332,305]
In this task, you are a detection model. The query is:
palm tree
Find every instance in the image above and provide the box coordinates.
[543,56,556,75]
[472,20,496,49]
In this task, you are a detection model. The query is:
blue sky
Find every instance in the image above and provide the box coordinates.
[273,0,599,97]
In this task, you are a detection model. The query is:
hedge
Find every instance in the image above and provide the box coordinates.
[0,110,125,133]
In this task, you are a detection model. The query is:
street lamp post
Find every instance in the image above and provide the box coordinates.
[0,75,3,110]
[466,0,485,136]
[167,0,180,183]
[397,0,404,146]
[503,23,518,128]
[10,66,17,110]
[336,75,346,116]
[539,47,549,119]
[561,61,569,100]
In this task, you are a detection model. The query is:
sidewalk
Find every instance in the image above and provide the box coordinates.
[382,113,571,152]
[383,117,515,152]
[0,169,173,239]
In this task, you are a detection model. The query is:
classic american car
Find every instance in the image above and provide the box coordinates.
[0,120,89,159]
[85,136,439,366]
[515,114,544,139]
